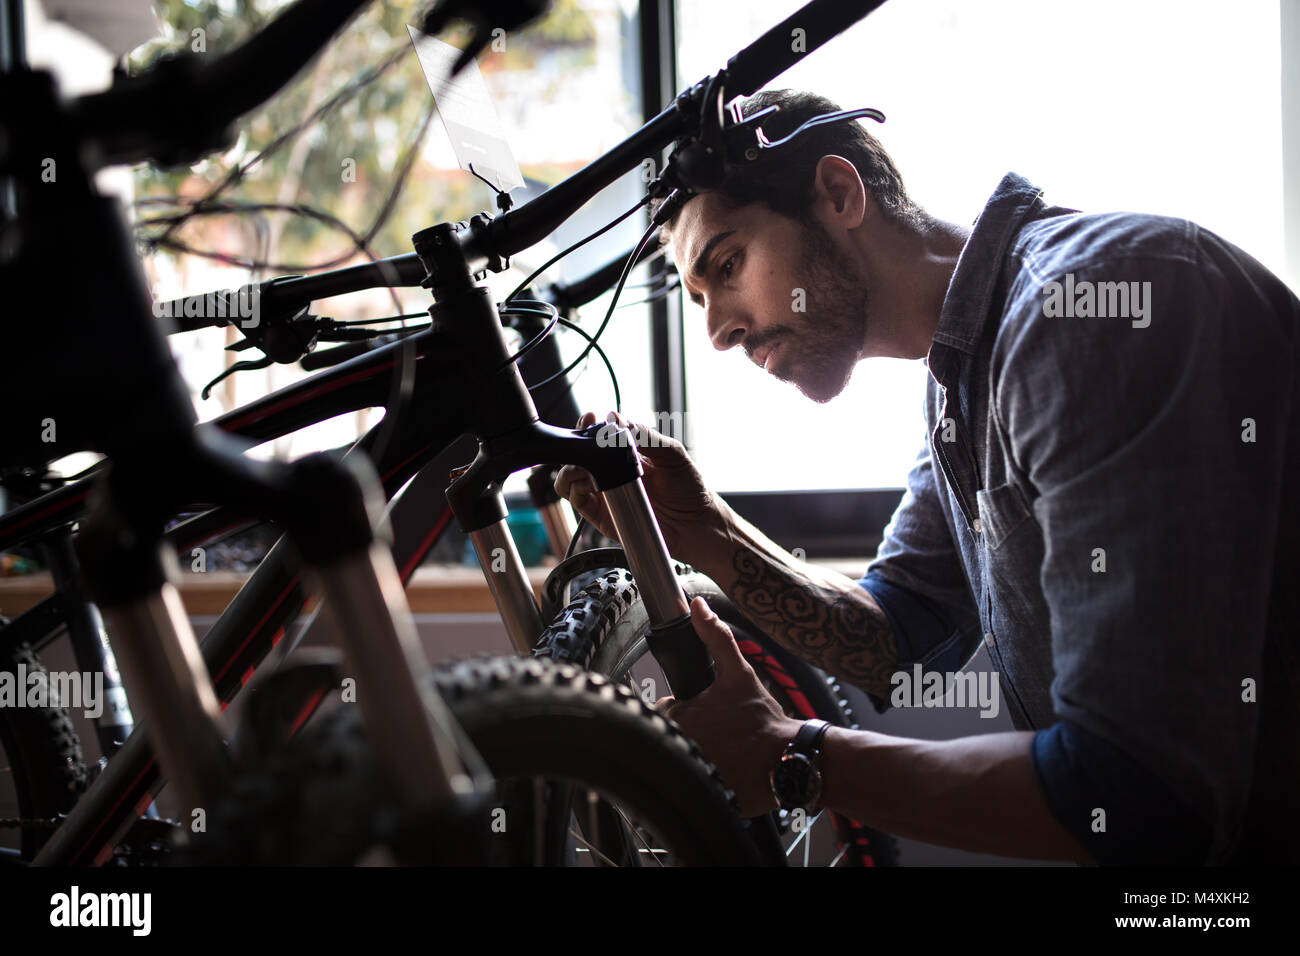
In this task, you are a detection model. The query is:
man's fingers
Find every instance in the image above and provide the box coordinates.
[688,596,748,681]
[603,411,681,464]
[553,463,589,501]
[556,414,600,499]
[652,695,677,716]
[554,463,617,539]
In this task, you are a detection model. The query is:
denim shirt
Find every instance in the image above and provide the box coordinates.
[860,172,1300,864]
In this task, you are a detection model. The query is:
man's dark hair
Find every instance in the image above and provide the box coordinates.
[654,89,921,239]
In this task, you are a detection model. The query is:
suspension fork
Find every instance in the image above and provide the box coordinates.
[448,423,715,699]
[66,432,479,838]
[527,465,577,562]
[464,487,544,656]
[600,477,715,699]
[416,218,715,697]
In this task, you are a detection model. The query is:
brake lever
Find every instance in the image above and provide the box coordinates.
[671,71,729,191]
[652,99,885,224]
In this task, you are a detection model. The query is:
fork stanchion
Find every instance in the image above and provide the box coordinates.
[312,543,469,809]
[97,589,229,819]
[601,476,716,700]
[527,466,577,561]
[74,487,231,824]
[468,516,545,656]
[279,451,481,816]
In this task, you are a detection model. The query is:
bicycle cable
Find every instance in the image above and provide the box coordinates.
[527,217,658,395]
[503,195,649,306]
[565,515,590,561]
[497,299,560,367]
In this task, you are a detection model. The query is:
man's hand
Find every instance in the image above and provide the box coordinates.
[655,596,803,818]
[554,411,726,560]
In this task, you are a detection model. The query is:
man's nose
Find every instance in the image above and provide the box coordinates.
[705,304,747,351]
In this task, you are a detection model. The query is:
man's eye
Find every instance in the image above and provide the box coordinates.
[720,253,739,280]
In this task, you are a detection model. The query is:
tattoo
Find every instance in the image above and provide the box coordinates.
[729,548,900,698]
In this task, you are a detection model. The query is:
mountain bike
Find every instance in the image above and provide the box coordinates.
[0,0,897,865]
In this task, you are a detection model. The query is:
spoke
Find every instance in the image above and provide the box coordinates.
[610,802,665,868]
[829,844,849,867]
[567,826,621,867]
[785,809,824,859]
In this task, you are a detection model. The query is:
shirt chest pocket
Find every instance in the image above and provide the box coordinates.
[974,480,1032,551]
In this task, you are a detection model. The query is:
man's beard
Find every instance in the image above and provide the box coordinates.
[745,219,869,403]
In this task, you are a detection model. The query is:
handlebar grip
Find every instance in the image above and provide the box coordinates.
[152,287,261,334]
[646,615,716,700]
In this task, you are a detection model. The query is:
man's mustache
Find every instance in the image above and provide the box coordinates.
[743,326,795,363]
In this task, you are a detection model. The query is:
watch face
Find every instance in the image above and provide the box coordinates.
[772,752,821,809]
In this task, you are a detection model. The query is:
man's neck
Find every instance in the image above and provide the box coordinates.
[861,214,970,361]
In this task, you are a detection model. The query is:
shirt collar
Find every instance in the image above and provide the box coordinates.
[929,171,1046,357]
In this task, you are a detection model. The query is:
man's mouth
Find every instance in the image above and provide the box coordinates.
[752,342,780,373]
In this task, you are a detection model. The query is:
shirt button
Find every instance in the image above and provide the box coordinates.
[984,632,995,648]
[972,518,983,534]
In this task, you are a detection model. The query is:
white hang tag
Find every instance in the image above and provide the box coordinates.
[407,27,525,194]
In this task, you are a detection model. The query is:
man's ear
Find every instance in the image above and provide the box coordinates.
[811,155,868,231]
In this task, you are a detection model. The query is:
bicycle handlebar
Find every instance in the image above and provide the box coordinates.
[294,240,662,372]
[725,0,888,96]
[70,0,371,167]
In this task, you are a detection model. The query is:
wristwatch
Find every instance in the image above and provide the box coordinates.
[769,719,831,812]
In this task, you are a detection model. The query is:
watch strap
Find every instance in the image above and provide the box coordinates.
[788,718,831,756]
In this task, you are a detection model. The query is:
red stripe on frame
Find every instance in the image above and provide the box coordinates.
[400,507,453,582]
[289,688,328,737]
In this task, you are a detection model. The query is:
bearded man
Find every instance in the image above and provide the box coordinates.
[557,89,1299,865]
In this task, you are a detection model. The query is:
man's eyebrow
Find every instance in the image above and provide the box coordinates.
[688,230,737,280]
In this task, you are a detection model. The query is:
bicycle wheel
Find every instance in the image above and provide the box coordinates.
[536,565,901,867]
[185,656,766,866]
[0,639,88,861]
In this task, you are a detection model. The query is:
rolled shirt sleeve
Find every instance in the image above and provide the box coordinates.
[1031,719,1213,864]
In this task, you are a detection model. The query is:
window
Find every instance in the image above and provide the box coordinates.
[674,0,1285,492]
[138,0,652,475]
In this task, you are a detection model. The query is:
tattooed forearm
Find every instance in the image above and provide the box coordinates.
[727,548,900,699]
